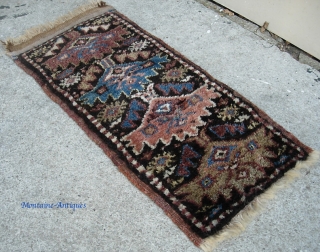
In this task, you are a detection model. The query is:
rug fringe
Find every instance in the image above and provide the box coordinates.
[200,150,319,252]
[3,0,108,52]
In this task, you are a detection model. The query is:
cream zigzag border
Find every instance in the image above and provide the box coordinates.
[200,150,319,252]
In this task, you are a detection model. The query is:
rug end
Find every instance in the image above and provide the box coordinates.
[4,1,113,53]
[199,149,319,252]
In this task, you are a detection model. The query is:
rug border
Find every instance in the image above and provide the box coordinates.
[8,1,319,251]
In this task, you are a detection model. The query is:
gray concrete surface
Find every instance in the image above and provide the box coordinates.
[198,0,320,72]
[0,0,319,251]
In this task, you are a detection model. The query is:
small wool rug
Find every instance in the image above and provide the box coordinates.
[5,2,318,251]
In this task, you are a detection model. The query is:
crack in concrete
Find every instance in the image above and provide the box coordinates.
[13,13,29,18]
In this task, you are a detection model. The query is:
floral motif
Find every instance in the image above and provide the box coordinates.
[146,152,175,174]
[97,100,127,123]
[217,104,239,121]
[161,66,188,82]
[59,73,81,88]
[129,39,149,52]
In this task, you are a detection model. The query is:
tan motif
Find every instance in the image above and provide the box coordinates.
[174,127,278,206]
[146,152,175,174]
[161,66,188,82]
[97,100,128,123]
[78,65,103,91]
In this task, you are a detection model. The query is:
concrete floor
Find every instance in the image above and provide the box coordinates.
[1,0,319,251]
